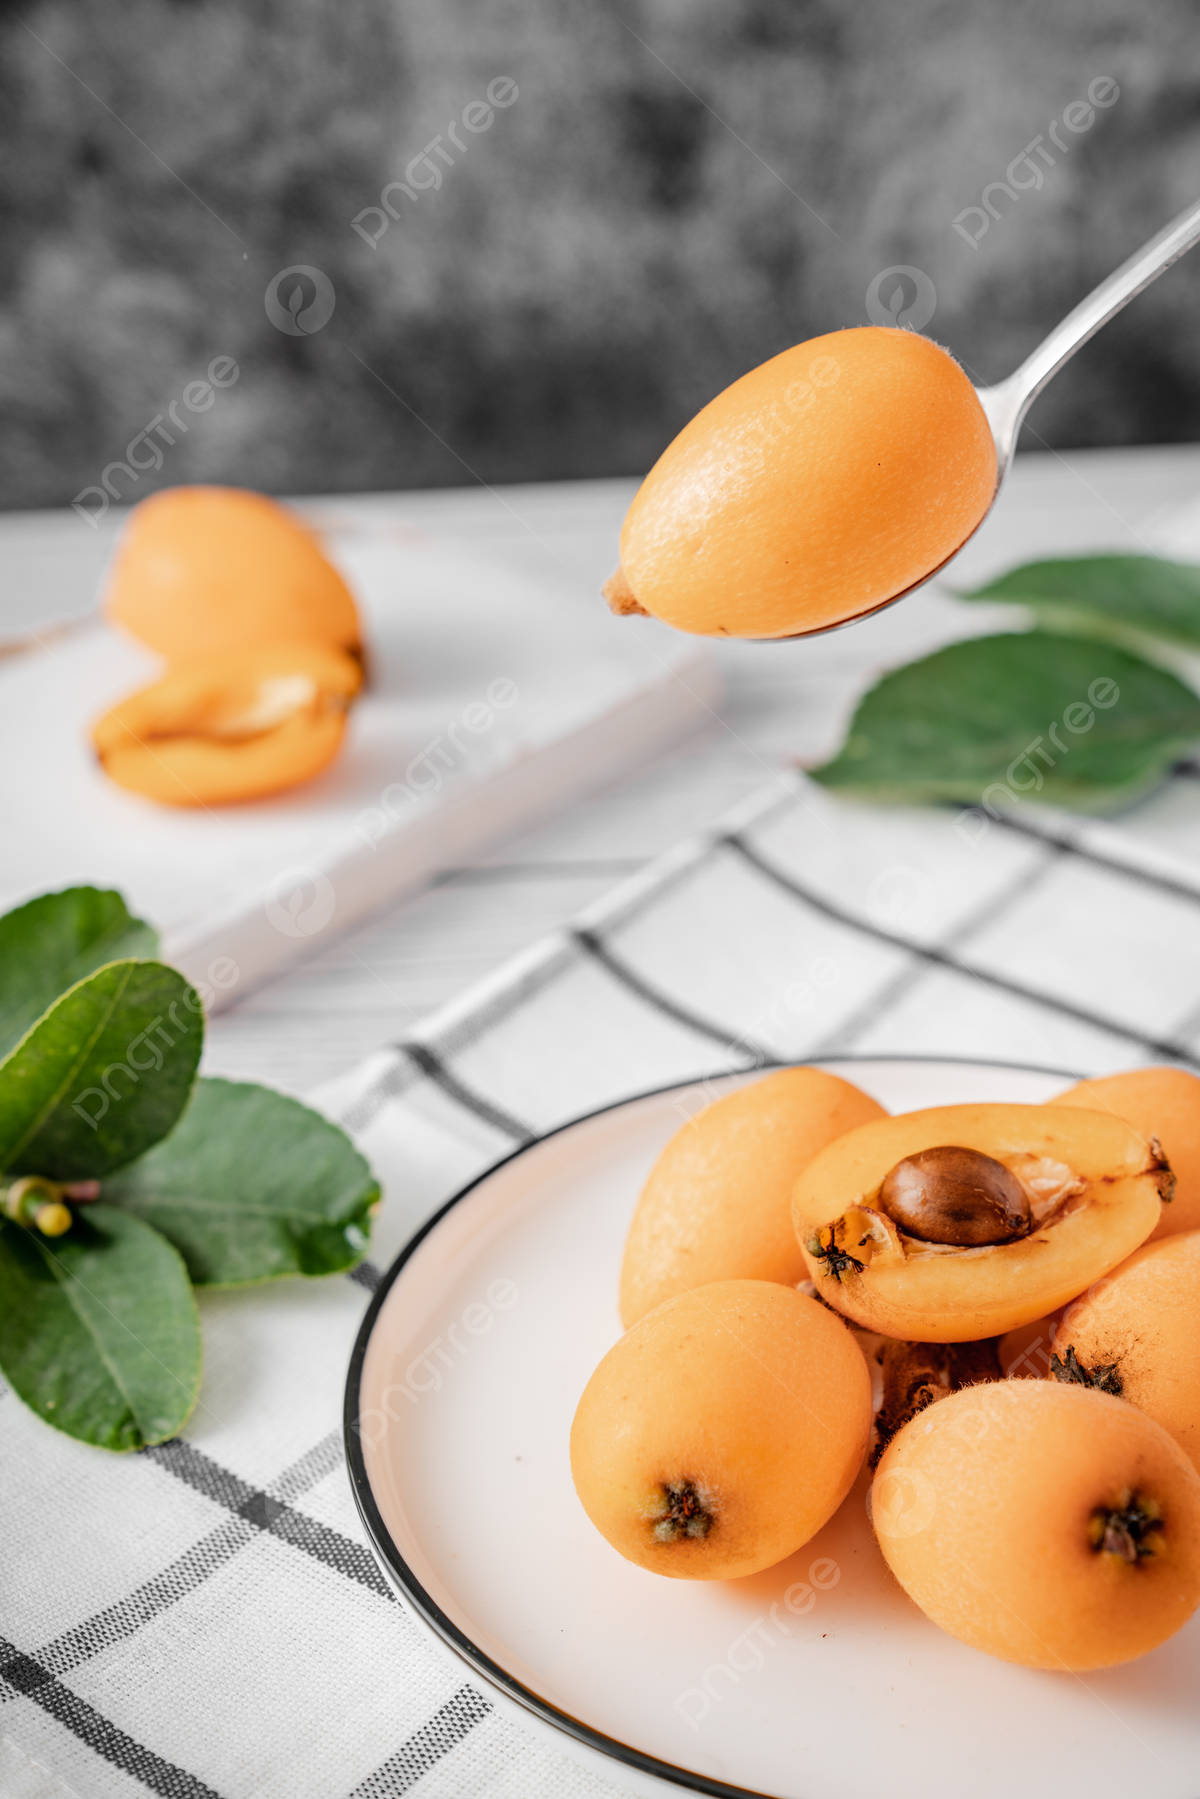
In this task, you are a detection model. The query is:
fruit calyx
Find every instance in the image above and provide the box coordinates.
[1050,1343,1123,1397]
[650,1480,713,1543]
[1149,1136,1176,1205]
[807,1227,865,1282]
[1090,1490,1163,1564]
[602,570,647,617]
[877,1145,1031,1247]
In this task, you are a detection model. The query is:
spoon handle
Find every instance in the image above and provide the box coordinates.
[1010,196,1200,421]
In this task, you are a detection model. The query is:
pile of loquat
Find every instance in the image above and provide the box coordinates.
[570,1063,1200,1671]
[92,487,365,806]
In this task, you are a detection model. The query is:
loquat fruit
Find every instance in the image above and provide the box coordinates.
[104,486,363,665]
[619,1067,886,1328]
[92,640,361,806]
[604,327,996,638]
[1053,1067,1200,1240]
[794,1104,1169,1341]
[1053,1229,1200,1474]
[570,1280,871,1580]
[873,1379,1200,1670]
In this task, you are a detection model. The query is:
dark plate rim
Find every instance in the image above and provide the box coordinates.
[343,1053,1081,1799]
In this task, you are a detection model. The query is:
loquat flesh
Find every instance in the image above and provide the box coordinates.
[92,640,361,806]
[794,1104,1169,1341]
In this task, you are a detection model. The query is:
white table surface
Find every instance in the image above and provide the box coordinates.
[7,444,1200,1095]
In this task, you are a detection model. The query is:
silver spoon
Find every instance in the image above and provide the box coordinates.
[793,196,1200,637]
[979,196,1200,487]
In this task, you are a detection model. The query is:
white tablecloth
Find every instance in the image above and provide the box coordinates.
[5,765,1200,1799]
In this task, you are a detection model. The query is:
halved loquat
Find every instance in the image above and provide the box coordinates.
[1053,1066,1200,1240]
[92,641,361,806]
[1054,1229,1200,1474]
[873,1380,1200,1670]
[605,327,996,638]
[105,486,363,664]
[619,1066,886,1328]
[793,1104,1170,1341]
[570,1280,871,1580]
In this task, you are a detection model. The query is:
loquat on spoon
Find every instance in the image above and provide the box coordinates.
[604,196,1200,640]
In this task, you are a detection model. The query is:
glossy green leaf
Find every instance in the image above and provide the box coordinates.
[0,1204,200,1450]
[0,886,157,1064]
[104,1077,377,1285]
[958,554,1200,649]
[0,961,203,1179]
[812,632,1200,811]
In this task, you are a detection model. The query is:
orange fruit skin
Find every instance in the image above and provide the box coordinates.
[105,487,362,662]
[1053,1068,1200,1240]
[1055,1230,1200,1473]
[613,327,996,638]
[570,1280,871,1580]
[794,1104,1165,1341]
[873,1380,1200,1670]
[619,1067,886,1328]
[92,640,360,806]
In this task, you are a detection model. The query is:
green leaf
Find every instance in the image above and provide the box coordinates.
[104,1077,377,1285]
[0,886,157,1065]
[0,961,203,1179]
[0,1203,200,1450]
[958,555,1200,649]
[812,632,1200,811]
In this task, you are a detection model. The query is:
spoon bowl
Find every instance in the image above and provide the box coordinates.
[813,196,1200,641]
[610,197,1200,642]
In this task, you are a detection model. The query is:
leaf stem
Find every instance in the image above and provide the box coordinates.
[2,1176,75,1237]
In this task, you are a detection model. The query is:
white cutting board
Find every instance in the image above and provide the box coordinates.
[1,523,718,1008]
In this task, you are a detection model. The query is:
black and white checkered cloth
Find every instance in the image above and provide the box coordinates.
[5,769,1200,1799]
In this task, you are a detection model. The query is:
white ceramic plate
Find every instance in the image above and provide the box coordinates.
[345,1059,1200,1799]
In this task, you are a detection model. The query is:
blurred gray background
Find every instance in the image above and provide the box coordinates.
[2,0,1198,511]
